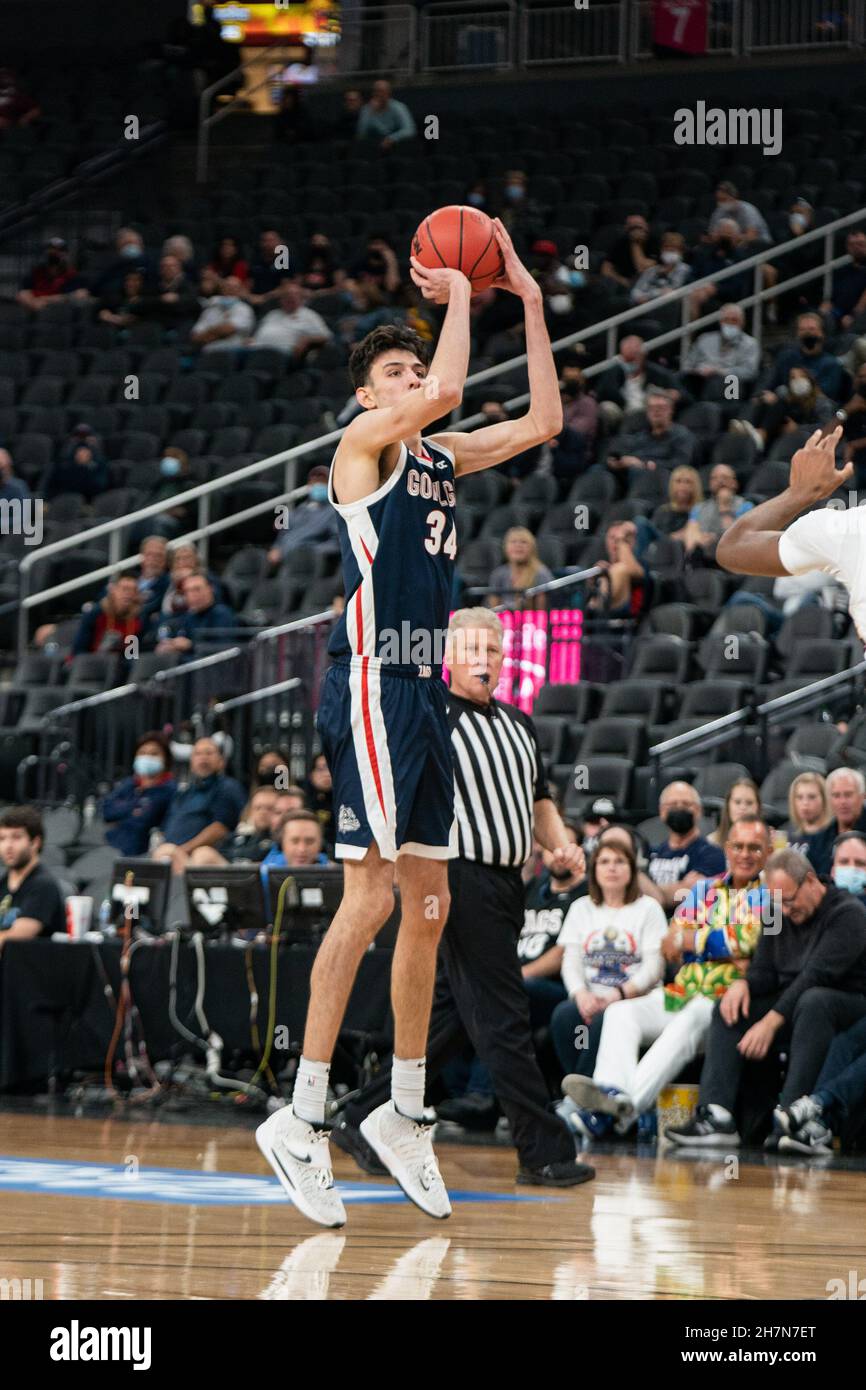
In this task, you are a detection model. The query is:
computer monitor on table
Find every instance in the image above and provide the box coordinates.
[185,865,267,938]
[267,865,400,947]
[109,858,171,934]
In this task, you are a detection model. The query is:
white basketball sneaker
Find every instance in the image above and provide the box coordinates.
[360,1101,451,1219]
[256,1105,346,1228]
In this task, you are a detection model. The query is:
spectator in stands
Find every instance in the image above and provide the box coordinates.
[736,365,835,453]
[707,778,762,848]
[44,423,109,501]
[190,271,255,352]
[72,573,142,656]
[346,235,402,300]
[0,807,65,949]
[708,180,772,245]
[243,229,293,306]
[762,311,848,404]
[188,785,278,867]
[90,227,152,299]
[651,465,704,540]
[135,447,193,542]
[273,84,313,144]
[647,781,726,911]
[680,462,753,560]
[0,449,30,504]
[548,359,598,487]
[804,767,866,876]
[564,818,772,1138]
[101,732,176,857]
[266,463,339,568]
[585,519,651,620]
[96,267,146,327]
[604,390,696,487]
[333,87,363,140]
[303,752,335,853]
[487,528,553,609]
[681,303,761,403]
[832,831,866,907]
[269,787,308,836]
[517,821,586,1031]
[357,78,416,148]
[491,169,546,254]
[549,837,667,1090]
[600,213,658,292]
[208,235,249,286]
[0,68,40,128]
[688,219,753,319]
[529,238,581,317]
[134,539,170,612]
[260,811,331,898]
[254,748,292,789]
[156,543,222,617]
[665,849,866,1147]
[594,335,683,429]
[17,238,84,313]
[161,234,197,283]
[153,736,246,874]
[248,279,332,360]
[299,233,344,295]
[630,231,691,304]
[783,771,831,857]
[774,197,822,320]
[154,572,237,655]
[821,227,866,331]
[116,253,199,328]
[776,1010,866,1155]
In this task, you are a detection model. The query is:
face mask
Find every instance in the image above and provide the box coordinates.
[568,269,585,289]
[622,359,639,375]
[582,834,598,857]
[789,377,811,398]
[789,212,808,233]
[834,865,866,896]
[505,184,524,200]
[134,755,164,778]
[550,861,577,882]
[160,457,181,477]
[121,243,142,259]
[720,322,740,341]
[219,296,237,308]
[467,192,484,207]
[800,334,822,351]
[549,293,572,314]
[666,808,695,835]
[717,238,733,253]
[661,250,681,266]
[563,381,582,397]
[309,483,328,502]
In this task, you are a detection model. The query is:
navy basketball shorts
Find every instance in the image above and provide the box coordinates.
[316,658,457,862]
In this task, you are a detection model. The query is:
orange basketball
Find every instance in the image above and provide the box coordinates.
[411,205,504,293]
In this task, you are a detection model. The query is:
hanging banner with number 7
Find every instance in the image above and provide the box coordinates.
[652,0,709,55]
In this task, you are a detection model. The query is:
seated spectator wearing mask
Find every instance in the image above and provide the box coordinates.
[153,736,246,874]
[665,849,866,1148]
[564,817,772,1138]
[707,180,772,245]
[682,303,760,406]
[490,169,546,255]
[734,365,834,454]
[530,238,583,319]
[101,733,175,857]
[830,831,866,907]
[804,767,866,877]
[680,462,753,561]
[603,392,696,496]
[267,464,339,568]
[594,334,684,430]
[188,785,279,867]
[630,232,691,304]
[90,227,152,300]
[600,213,659,293]
[487,527,553,610]
[303,752,335,854]
[0,807,65,950]
[585,520,651,620]
[253,748,292,790]
[820,227,866,332]
[647,781,726,912]
[688,219,754,321]
[72,573,142,656]
[154,573,237,656]
[190,271,255,352]
[548,356,598,489]
[45,423,109,501]
[549,837,668,1096]
[130,449,193,548]
[17,237,84,313]
[762,311,848,404]
[248,279,332,361]
[782,771,832,858]
[651,465,704,541]
[774,197,822,321]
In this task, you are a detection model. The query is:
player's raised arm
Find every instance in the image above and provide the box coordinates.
[431,219,563,476]
[716,427,851,577]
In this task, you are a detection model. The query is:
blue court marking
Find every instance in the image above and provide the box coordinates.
[0,1155,553,1207]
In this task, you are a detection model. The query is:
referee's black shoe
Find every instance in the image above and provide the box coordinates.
[516,1158,596,1187]
[330,1116,389,1177]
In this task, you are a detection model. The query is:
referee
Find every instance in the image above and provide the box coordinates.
[333,608,595,1189]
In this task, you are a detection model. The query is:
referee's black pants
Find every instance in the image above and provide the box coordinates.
[343,858,575,1170]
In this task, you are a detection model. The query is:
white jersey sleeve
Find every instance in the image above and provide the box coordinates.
[778,508,846,582]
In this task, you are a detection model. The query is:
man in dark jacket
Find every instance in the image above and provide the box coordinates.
[665,849,866,1146]
[154,573,237,655]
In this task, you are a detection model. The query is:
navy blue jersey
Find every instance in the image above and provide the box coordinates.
[327,436,457,674]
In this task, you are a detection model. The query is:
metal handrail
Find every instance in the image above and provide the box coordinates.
[212,676,301,714]
[49,684,140,719]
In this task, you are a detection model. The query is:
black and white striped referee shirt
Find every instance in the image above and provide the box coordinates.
[448,692,549,869]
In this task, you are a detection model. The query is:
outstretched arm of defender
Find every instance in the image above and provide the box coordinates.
[431,220,563,476]
[716,426,851,577]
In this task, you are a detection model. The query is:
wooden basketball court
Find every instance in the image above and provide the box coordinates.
[1,1111,863,1300]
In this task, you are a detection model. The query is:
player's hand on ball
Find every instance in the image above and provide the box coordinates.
[410,257,469,303]
[489,218,541,300]
[790,425,852,500]
[552,842,584,877]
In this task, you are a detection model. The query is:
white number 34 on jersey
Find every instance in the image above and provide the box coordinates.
[425,509,457,558]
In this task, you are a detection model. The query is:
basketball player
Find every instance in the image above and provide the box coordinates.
[716,425,866,635]
[256,219,566,1227]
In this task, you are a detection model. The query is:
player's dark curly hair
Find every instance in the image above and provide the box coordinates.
[348,323,430,390]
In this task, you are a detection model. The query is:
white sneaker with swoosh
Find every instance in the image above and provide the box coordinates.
[256,1105,346,1228]
[360,1101,451,1219]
